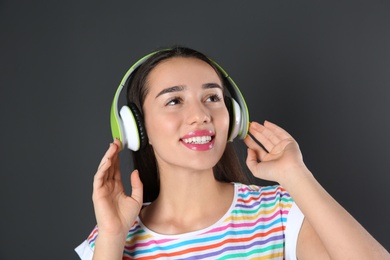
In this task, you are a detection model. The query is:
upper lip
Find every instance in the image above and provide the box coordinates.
[181,129,215,139]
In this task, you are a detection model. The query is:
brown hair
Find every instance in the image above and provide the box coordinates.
[126,46,248,202]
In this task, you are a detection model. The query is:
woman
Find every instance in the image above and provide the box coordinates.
[76,47,389,259]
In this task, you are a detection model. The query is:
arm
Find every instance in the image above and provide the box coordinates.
[244,121,390,259]
[91,139,143,260]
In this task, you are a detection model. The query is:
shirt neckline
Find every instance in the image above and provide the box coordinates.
[135,182,240,239]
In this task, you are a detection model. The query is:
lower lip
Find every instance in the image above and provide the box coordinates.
[181,138,215,151]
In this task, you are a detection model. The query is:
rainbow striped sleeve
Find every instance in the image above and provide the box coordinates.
[80,183,303,259]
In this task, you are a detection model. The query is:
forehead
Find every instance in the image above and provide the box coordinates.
[146,57,222,88]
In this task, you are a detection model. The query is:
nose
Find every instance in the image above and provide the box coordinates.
[186,101,211,125]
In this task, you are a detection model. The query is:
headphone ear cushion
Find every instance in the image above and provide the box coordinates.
[225,97,242,142]
[225,96,233,136]
[119,103,147,151]
[128,103,148,150]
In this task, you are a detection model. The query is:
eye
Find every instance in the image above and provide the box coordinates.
[166,96,183,106]
[206,94,222,103]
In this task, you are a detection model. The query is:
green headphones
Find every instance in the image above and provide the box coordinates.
[110,50,249,151]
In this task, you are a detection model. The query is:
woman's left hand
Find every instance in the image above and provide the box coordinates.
[243,121,308,184]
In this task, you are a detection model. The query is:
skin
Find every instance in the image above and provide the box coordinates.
[139,57,234,235]
[143,57,230,175]
[91,57,390,260]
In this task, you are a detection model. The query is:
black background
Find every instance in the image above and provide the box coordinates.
[1,1,389,258]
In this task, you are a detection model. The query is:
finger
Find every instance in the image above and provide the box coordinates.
[244,134,269,156]
[246,148,261,177]
[245,134,269,159]
[93,157,112,190]
[250,122,281,146]
[246,131,269,153]
[98,142,119,170]
[97,153,109,170]
[245,123,275,153]
[108,141,121,181]
[113,138,122,150]
[130,170,143,207]
[263,120,294,140]
[246,148,257,169]
[94,140,121,187]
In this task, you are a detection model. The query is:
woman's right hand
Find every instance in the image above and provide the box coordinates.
[92,139,143,240]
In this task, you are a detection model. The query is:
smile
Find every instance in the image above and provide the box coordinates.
[182,136,212,144]
[180,130,215,151]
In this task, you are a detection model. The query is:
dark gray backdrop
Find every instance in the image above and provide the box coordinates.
[1,1,389,259]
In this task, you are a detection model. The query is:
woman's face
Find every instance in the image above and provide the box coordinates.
[142,57,230,172]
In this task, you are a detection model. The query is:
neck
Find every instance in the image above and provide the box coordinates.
[158,167,223,209]
[140,167,234,234]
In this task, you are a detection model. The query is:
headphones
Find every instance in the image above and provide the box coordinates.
[110,49,249,151]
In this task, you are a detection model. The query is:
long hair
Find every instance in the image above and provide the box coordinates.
[126,46,248,202]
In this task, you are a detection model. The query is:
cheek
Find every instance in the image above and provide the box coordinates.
[143,108,157,145]
[144,115,159,145]
[144,110,180,145]
[218,109,231,134]
[208,108,230,144]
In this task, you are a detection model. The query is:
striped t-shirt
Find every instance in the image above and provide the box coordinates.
[75,183,304,259]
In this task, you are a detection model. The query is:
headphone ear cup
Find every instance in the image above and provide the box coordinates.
[119,103,147,151]
[128,103,148,149]
[225,97,242,142]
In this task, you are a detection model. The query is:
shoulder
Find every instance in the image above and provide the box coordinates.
[85,219,143,250]
[234,183,294,212]
[236,183,291,199]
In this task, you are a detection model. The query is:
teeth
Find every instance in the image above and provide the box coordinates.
[182,136,212,144]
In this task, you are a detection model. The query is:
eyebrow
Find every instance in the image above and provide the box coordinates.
[155,83,222,99]
[155,85,185,98]
[203,83,223,90]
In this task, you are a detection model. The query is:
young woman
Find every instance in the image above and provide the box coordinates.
[76,47,389,259]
